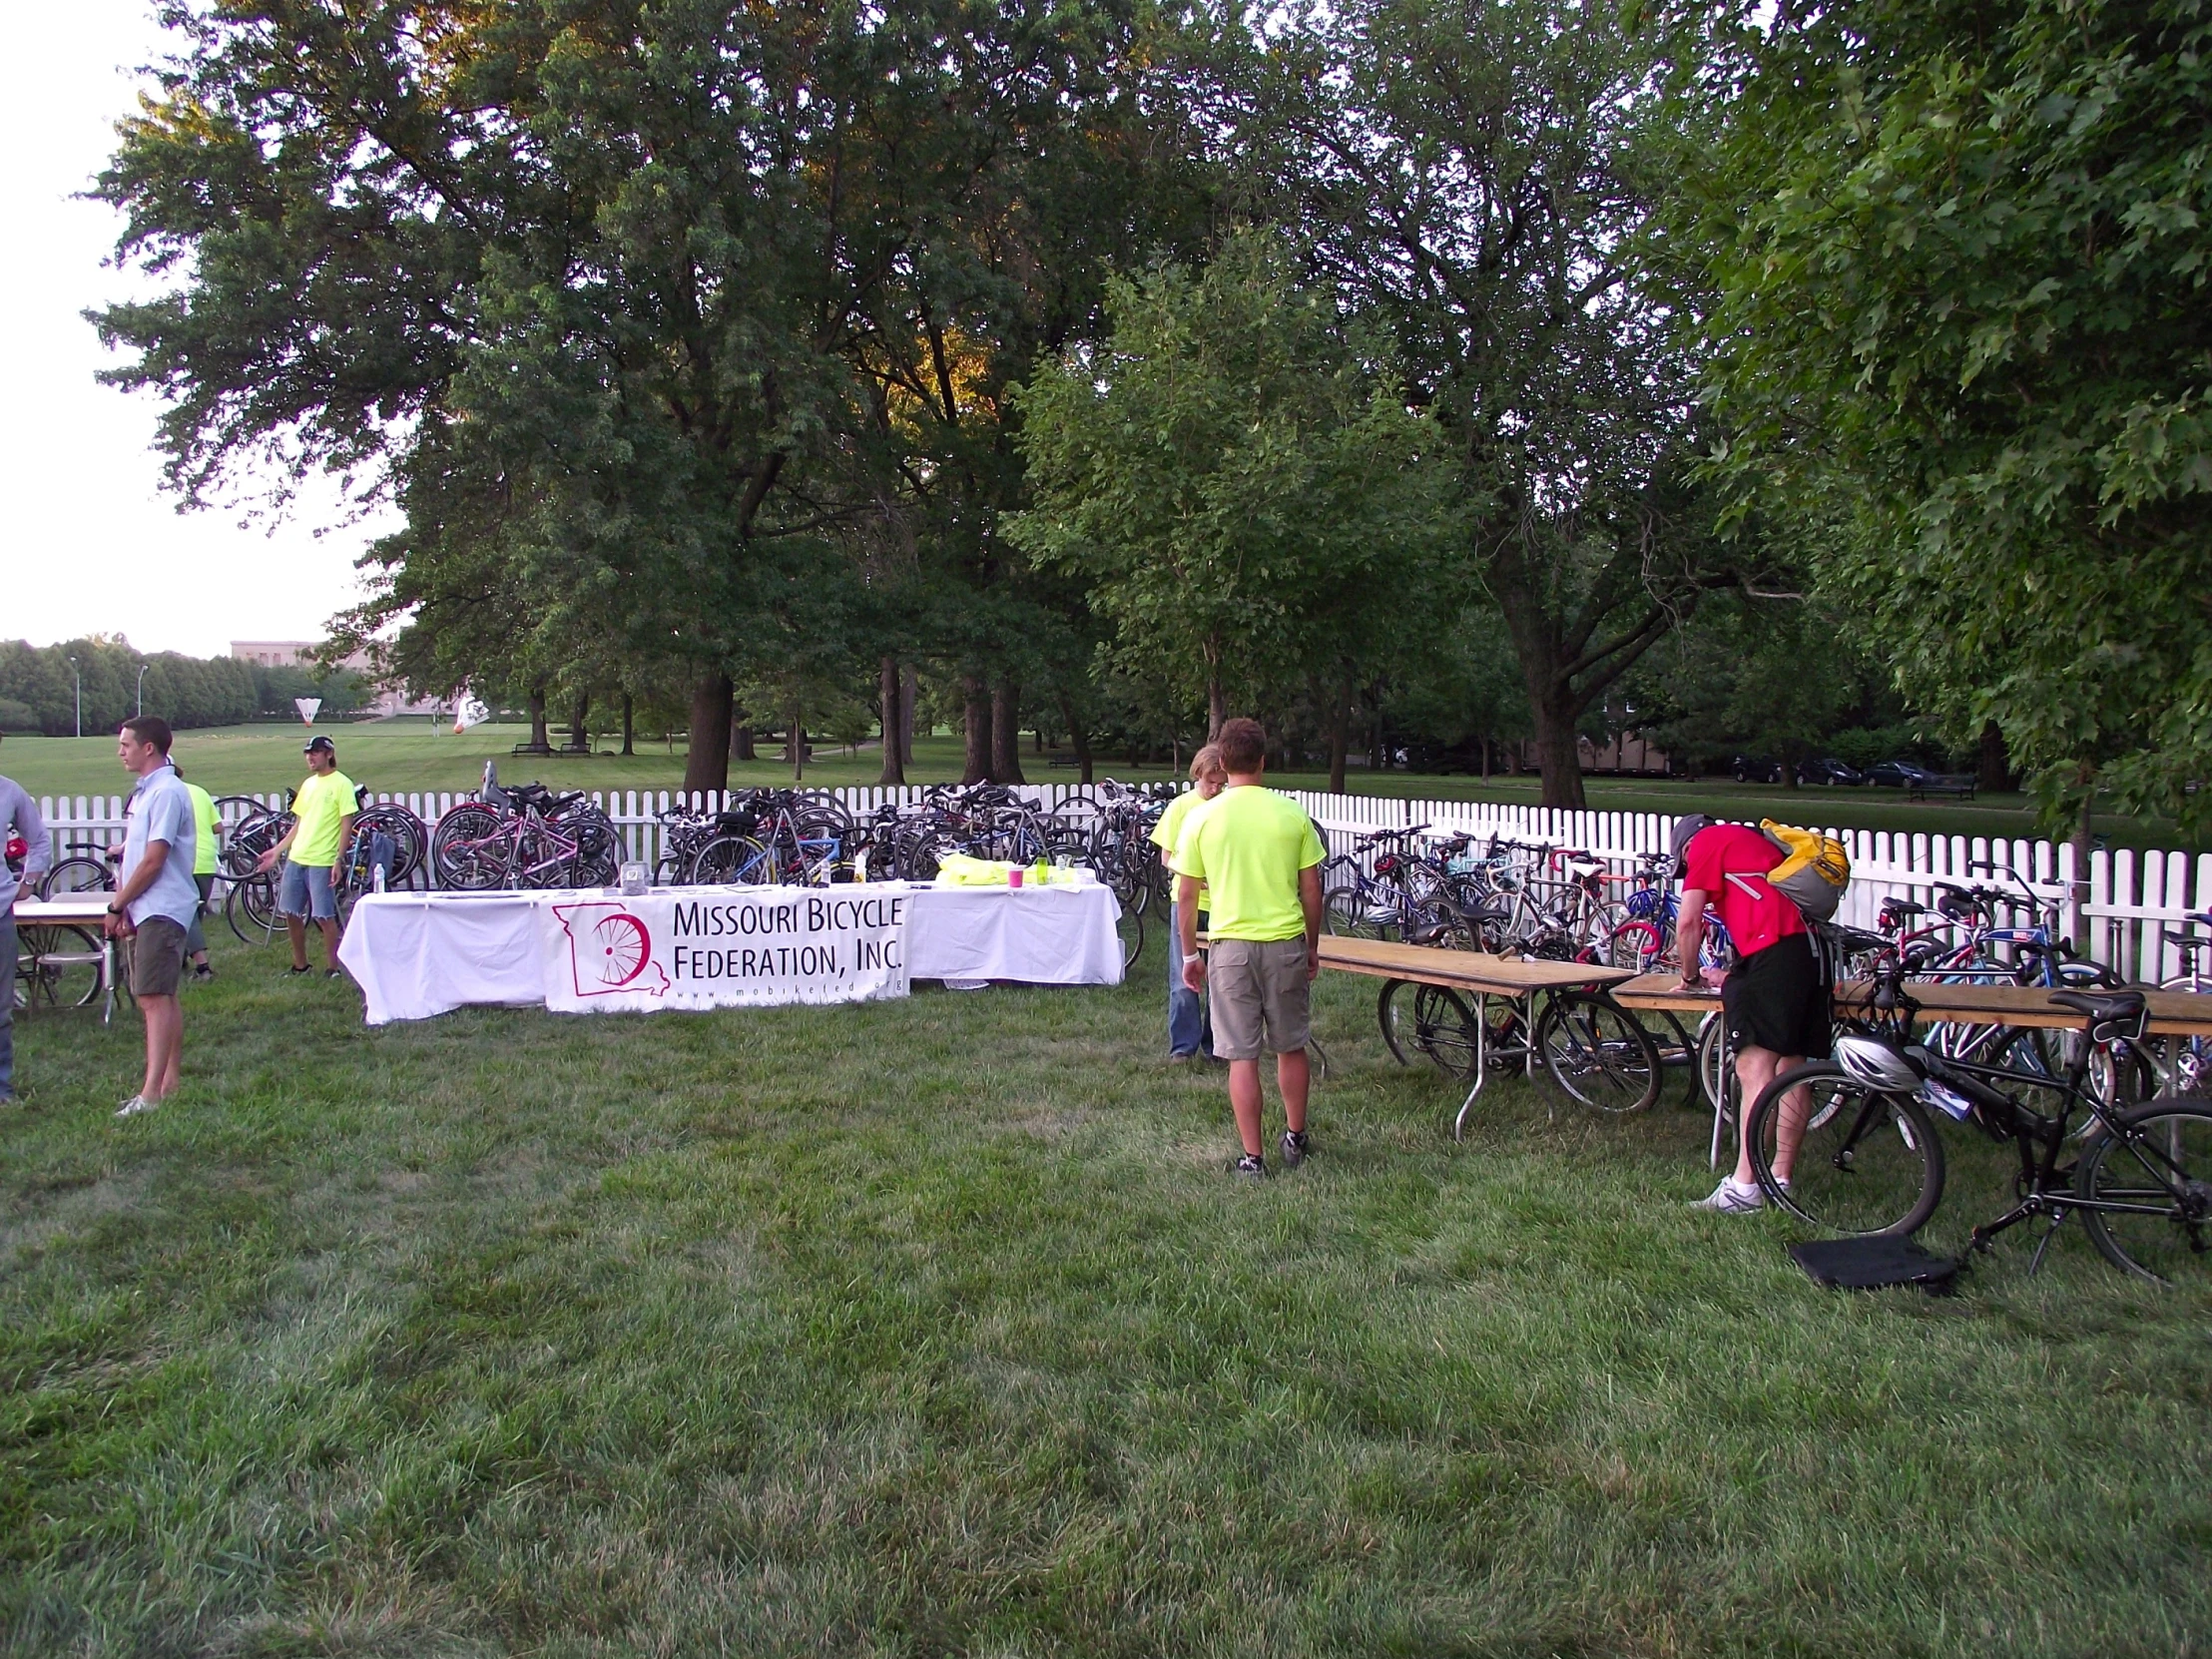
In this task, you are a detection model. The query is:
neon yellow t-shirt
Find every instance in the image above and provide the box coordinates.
[186,783,219,875]
[1150,789,1215,912]
[290,771,358,867]
[1171,785,1326,943]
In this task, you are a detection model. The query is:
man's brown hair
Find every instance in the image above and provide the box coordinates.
[1217,718,1266,775]
[121,715,174,755]
[1189,744,1227,783]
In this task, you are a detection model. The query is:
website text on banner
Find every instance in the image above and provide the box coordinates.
[544,887,911,1014]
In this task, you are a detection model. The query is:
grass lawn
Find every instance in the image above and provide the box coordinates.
[6,933,2211,1654]
[1,723,2187,850]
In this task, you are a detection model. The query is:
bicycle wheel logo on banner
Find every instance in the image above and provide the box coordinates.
[552,901,670,997]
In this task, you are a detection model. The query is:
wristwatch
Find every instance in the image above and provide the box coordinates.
[107,901,124,915]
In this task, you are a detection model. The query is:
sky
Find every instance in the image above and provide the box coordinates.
[1,0,396,659]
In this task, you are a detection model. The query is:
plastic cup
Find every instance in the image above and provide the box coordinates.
[1008,868,1024,889]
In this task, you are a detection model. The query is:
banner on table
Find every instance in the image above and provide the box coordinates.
[541,884,913,1014]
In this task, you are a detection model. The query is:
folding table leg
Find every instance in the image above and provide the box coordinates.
[1453,990,1489,1141]
[1708,1024,1734,1170]
[102,938,115,1026]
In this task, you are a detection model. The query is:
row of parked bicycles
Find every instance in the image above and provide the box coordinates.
[1330,825,2212,1282]
[17,772,1184,997]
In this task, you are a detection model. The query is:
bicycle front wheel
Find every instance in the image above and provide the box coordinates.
[2075,1099,2212,1284]
[1746,1062,1945,1237]
[1534,990,1660,1112]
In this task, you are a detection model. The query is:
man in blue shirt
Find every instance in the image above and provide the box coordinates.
[107,716,199,1118]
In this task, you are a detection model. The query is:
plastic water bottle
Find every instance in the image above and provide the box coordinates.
[372,860,386,893]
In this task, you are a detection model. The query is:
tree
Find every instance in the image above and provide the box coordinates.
[1010,233,1447,741]
[1230,0,1749,807]
[1688,0,2212,832]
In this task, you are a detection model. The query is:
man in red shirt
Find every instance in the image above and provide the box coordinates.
[1672,815,1832,1212]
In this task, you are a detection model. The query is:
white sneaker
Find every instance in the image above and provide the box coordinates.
[115,1095,159,1118]
[1693,1177,1766,1213]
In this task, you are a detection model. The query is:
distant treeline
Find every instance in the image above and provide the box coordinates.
[0,639,368,736]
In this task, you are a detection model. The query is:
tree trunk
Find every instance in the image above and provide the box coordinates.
[683,672,733,797]
[991,678,1026,785]
[1206,673,1228,742]
[568,693,589,753]
[900,663,918,764]
[1327,670,1351,795]
[790,697,806,782]
[2069,770,2097,951]
[1059,694,1094,785]
[1977,721,2010,794]
[877,657,905,786]
[1527,694,1588,810]
[621,694,634,757]
[525,685,551,753]
[1480,731,1491,783]
[732,719,755,763]
[960,675,992,784]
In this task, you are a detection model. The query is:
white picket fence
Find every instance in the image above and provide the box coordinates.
[31,783,2209,984]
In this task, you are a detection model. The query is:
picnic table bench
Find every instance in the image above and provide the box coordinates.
[1908,775,1977,801]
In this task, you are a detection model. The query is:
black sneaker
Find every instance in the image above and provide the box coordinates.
[1280,1130,1310,1168]
[192,964,215,982]
[286,965,313,976]
[1232,1154,1267,1180]
[324,968,346,981]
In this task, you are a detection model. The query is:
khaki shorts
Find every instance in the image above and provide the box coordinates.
[128,916,188,998]
[1208,937,1313,1060]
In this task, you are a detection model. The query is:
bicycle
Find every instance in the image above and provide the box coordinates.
[1744,964,2212,1282]
[431,765,620,890]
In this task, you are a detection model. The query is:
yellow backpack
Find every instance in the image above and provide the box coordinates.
[1759,820,1851,922]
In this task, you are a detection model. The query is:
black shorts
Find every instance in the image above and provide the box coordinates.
[1723,935,1831,1059]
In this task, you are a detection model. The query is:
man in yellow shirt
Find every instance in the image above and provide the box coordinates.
[1173,718,1327,1177]
[1148,745,1225,1059]
[176,763,222,982]
[255,735,358,977]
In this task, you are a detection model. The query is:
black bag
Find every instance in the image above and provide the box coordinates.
[1789,1236,1961,1295]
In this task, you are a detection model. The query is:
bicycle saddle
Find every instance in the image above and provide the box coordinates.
[1882,898,1927,918]
[2048,989,2149,1042]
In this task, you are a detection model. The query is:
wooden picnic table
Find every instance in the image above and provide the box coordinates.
[13,895,121,1023]
[1612,972,2212,1036]
[1315,935,1639,1136]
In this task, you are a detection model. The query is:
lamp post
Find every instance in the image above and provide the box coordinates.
[67,656,80,739]
[136,665,148,716]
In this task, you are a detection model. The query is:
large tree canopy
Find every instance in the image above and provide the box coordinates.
[1690,0,2212,830]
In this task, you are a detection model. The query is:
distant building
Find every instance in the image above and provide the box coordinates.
[229,641,440,719]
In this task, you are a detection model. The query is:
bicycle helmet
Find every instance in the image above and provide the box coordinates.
[1833,1034,1927,1093]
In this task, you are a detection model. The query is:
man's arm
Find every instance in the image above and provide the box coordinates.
[335,811,358,862]
[1300,864,1324,980]
[1178,873,1204,992]
[6,782,48,899]
[1676,888,1711,989]
[108,838,170,931]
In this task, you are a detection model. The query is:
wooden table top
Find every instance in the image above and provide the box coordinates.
[1316,935,1638,995]
[1610,971,2212,1037]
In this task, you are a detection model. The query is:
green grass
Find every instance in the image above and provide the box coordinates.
[6,935,2212,1654]
[1,723,2185,849]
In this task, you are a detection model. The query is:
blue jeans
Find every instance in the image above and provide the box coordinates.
[1166,900,1213,1057]
[1,910,14,1098]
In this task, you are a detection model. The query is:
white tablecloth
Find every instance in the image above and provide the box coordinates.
[338,881,1123,1023]
[903,884,1126,986]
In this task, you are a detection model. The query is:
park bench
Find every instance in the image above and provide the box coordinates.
[1908,775,1977,801]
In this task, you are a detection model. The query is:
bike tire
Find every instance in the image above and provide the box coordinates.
[39,856,111,897]
[1604,917,1665,975]
[1376,979,1498,1079]
[2074,1098,2212,1284]
[15,923,104,1009]
[430,803,507,890]
[690,834,778,886]
[1118,901,1145,971]
[1745,1061,1945,1237]
[226,872,281,943]
[1533,990,1661,1112]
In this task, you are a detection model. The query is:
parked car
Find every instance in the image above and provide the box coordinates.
[1867,760,1939,789]
[1796,757,1866,787]
[1730,754,1785,784]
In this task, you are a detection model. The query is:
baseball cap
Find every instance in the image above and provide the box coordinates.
[304,735,335,755]
[1668,813,1715,865]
